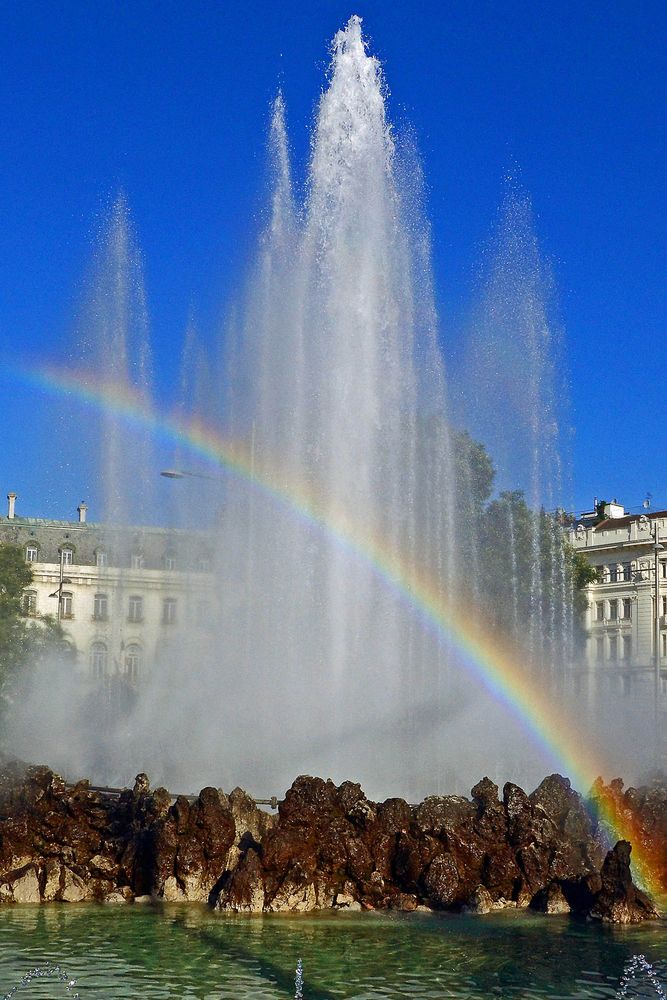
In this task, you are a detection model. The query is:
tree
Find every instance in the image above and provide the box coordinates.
[451,429,495,520]
[0,543,34,687]
[0,543,74,723]
[564,543,600,646]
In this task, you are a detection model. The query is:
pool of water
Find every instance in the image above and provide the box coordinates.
[0,904,666,999]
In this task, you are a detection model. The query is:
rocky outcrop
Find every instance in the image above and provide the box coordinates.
[589,776,667,891]
[0,758,659,923]
[588,841,660,924]
[0,764,245,905]
[215,772,621,916]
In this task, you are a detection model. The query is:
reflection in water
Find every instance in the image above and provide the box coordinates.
[0,905,666,999]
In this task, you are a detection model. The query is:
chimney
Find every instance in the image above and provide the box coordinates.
[77,502,88,524]
[7,493,16,519]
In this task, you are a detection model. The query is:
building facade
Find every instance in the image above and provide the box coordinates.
[567,500,667,698]
[0,492,215,684]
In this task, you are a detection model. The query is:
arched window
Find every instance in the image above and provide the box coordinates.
[25,544,38,563]
[96,550,108,568]
[22,590,37,616]
[90,642,107,678]
[125,643,141,681]
[60,548,73,566]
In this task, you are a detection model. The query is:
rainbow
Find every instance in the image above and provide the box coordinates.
[5,362,663,892]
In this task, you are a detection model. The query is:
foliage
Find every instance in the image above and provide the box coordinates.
[0,543,74,723]
[448,433,594,657]
[0,544,34,685]
[451,429,495,519]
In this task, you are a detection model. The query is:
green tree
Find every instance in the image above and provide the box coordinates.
[0,543,34,684]
[450,428,496,576]
[451,429,495,519]
[0,543,74,721]
[475,492,594,660]
[564,542,599,646]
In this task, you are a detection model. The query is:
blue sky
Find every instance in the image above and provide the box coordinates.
[0,1,665,520]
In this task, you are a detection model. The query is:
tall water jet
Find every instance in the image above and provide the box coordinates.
[459,186,572,670]
[11,19,580,799]
[200,15,458,797]
[71,193,156,527]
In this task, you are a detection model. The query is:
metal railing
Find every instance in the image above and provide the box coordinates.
[64,782,279,810]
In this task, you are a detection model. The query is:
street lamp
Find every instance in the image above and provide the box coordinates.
[160,469,222,482]
[49,548,72,622]
[639,513,663,766]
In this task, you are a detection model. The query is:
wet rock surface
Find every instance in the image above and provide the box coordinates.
[213,772,656,921]
[0,761,246,905]
[590,775,667,891]
[0,756,661,922]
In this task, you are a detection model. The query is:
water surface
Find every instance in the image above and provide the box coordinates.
[1,905,666,999]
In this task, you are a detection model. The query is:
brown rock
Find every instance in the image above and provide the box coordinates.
[588,841,660,924]
[531,881,571,914]
[424,853,459,908]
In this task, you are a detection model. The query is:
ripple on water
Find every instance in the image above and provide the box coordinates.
[0,906,666,999]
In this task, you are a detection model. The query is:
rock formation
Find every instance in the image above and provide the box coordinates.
[0,757,660,923]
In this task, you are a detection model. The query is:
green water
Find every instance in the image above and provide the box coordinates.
[0,904,666,999]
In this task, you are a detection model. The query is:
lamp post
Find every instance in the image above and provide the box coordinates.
[639,514,663,768]
[161,469,220,481]
[49,548,72,622]
[653,519,662,767]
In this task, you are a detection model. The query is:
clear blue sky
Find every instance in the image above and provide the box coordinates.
[0,1,665,519]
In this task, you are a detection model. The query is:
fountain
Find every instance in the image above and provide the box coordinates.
[1,18,666,998]
[8,16,591,801]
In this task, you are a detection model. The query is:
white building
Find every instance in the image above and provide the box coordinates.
[0,491,215,684]
[567,499,667,699]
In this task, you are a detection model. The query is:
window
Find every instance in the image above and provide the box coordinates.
[128,595,144,623]
[90,642,107,678]
[197,557,211,572]
[662,562,667,580]
[662,634,667,659]
[60,548,73,566]
[622,598,632,620]
[196,600,211,626]
[609,635,618,661]
[661,675,667,696]
[22,590,37,616]
[595,602,604,622]
[162,598,177,625]
[608,599,618,621]
[96,551,108,568]
[622,635,632,660]
[25,545,38,562]
[608,565,618,583]
[125,643,141,681]
[164,553,176,571]
[61,592,73,618]
[131,552,145,570]
[621,562,632,581]
[662,596,667,618]
[93,593,108,621]
[596,637,604,661]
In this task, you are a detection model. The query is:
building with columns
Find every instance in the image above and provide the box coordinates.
[0,491,215,685]
[566,500,667,698]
